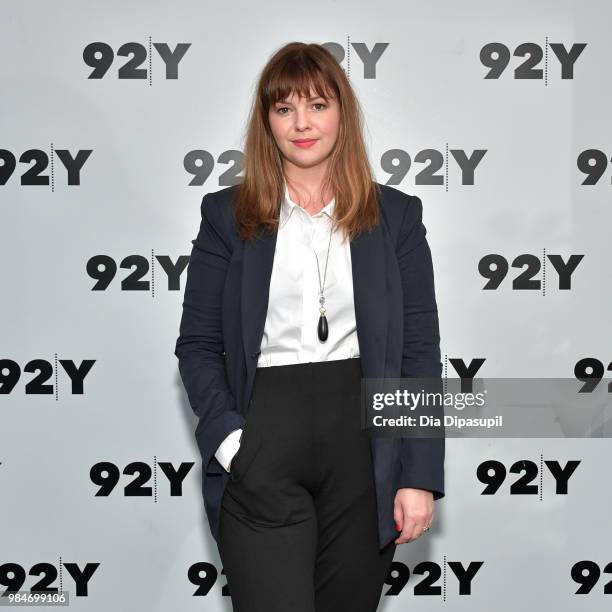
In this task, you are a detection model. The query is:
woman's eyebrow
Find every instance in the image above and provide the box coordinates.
[277,96,326,104]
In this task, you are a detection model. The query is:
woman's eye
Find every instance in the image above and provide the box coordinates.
[275,103,326,115]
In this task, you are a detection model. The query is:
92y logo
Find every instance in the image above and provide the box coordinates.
[87,253,189,292]
[480,42,586,80]
[381,148,486,187]
[323,42,389,78]
[571,560,612,594]
[83,41,190,79]
[478,253,584,291]
[384,560,484,597]
[90,461,194,496]
[477,458,580,495]
[0,359,94,395]
[577,149,612,185]
[0,148,91,187]
[574,358,612,392]
[0,562,99,597]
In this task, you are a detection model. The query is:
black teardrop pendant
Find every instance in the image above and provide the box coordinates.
[317,314,328,342]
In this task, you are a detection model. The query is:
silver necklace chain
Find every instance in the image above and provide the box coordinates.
[292,190,335,342]
[314,219,335,315]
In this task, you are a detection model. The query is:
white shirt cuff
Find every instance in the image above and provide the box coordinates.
[214,428,243,472]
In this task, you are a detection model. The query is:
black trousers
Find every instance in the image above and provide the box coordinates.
[218,357,396,612]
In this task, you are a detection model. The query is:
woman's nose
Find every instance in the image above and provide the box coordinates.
[293,109,310,129]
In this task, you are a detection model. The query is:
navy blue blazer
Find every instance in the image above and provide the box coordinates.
[174,182,445,550]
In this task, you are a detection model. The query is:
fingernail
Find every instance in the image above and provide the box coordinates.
[395,522,401,532]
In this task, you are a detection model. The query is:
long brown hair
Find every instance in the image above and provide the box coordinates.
[234,41,381,242]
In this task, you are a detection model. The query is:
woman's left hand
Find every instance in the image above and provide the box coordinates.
[393,487,434,544]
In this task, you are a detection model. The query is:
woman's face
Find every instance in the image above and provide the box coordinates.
[268,88,340,171]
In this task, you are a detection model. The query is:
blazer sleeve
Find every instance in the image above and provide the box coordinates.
[396,194,445,500]
[174,192,246,476]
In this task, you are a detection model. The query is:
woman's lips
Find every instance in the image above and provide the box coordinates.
[292,139,317,148]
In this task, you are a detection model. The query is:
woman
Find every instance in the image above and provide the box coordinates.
[175,42,444,611]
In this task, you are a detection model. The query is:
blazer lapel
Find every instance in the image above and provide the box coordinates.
[241,220,388,404]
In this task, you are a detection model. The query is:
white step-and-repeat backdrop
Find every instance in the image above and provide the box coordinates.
[2,0,611,610]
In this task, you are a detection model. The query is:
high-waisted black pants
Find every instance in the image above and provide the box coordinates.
[218,357,396,612]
